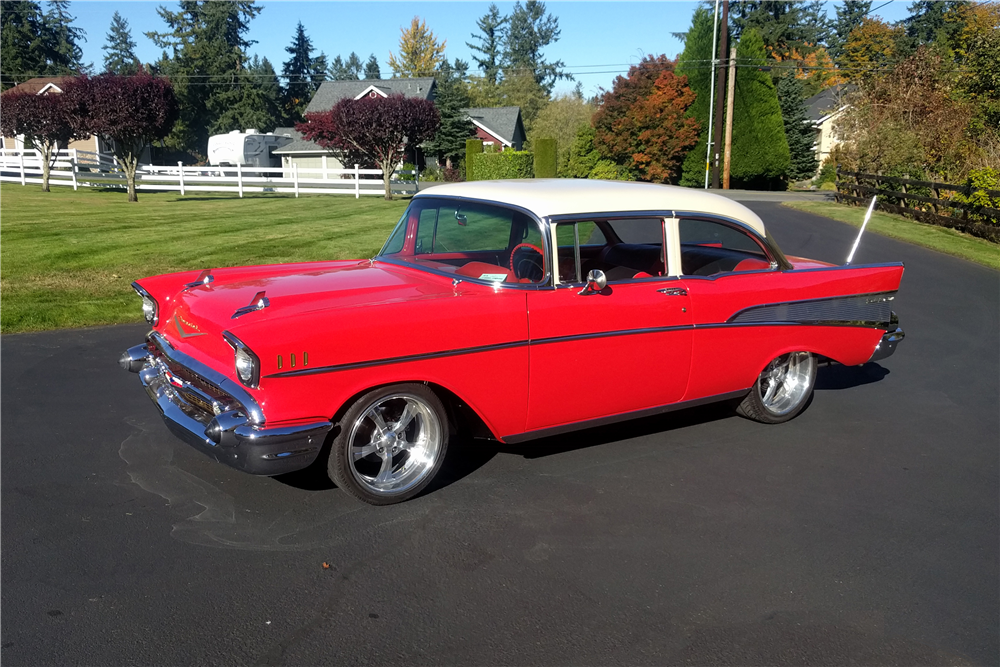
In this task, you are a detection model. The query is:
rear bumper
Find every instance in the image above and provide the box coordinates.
[124,336,332,476]
[869,312,905,362]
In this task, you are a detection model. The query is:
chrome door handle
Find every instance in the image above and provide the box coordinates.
[657,287,687,296]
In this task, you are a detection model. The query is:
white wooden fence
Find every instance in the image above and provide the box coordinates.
[0,149,418,198]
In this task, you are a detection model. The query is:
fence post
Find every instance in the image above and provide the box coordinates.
[19,152,25,186]
[71,154,78,191]
[355,164,360,199]
[293,163,299,198]
[177,162,185,196]
[322,155,328,179]
[237,163,244,198]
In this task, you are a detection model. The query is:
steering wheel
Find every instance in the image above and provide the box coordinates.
[509,243,545,282]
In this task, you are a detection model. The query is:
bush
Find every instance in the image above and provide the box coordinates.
[466,139,483,181]
[954,168,1000,223]
[533,138,558,178]
[443,165,464,182]
[421,164,442,182]
[813,159,837,188]
[589,160,632,181]
[472,150,534,180]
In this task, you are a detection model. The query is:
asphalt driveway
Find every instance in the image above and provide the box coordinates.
[2,202,997,665]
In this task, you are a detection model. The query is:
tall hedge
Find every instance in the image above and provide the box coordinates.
[466,139,483,181]
[472,150,534,180]
[677,7,719,187]
[533,138,557,178]
[729,29,790,189]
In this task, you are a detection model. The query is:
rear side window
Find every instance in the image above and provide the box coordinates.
[678,219,772,276]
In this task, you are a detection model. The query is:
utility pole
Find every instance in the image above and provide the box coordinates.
[703,0,721,189]
[722,45,737,190]
[711,0,729,189]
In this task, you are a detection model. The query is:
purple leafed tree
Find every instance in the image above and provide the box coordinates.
[298,94,440,200]
[63,74,179,202]
[0,91,78,192]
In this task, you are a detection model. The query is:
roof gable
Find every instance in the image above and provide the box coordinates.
[305,78,436,114]
[462,107,524,146]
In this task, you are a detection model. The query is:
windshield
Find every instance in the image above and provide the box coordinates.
[379,197,547,285]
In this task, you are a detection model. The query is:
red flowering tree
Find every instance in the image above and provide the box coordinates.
[0,90,78,192]
[63,74,179,202]
[593,55,700,183]
[298,94,440,200]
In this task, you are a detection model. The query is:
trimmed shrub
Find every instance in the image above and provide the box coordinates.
[533,138,558,178]
[466,139,483,181]
[589,160,633,181]
[472,150,534,180]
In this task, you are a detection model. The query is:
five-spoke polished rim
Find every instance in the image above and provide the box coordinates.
[347,393,442,496]
[757,352,816,416]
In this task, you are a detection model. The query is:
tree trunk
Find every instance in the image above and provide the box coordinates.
[382,159,393,200]
[40,143,53,192]
[122,151,140,202]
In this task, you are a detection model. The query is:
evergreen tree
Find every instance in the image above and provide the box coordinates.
[677,7,718,187]
[776,75,817,181]
[503,0,569,93]
[904,0,967,45]
[467,3,507,87]
[45,0,87,74]
[829,0,871,61]
[566,125,600,178]
[102,11,140,75]
[329,52,363,80]
[1,1,49,89]
[147,0,262,156]
[388,17,446,78]
[281,22,324,122]
[210,55,282,133]
[425,59,475,168]
[729,29,790,188]
[364,54,380,79]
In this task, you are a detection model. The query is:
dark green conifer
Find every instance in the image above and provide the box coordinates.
[102,11,140,75]
[426,59,475,169]
[776,75,817,182]
[364,54,380,79]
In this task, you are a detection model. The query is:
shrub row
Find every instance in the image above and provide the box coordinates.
[470,150,535,180]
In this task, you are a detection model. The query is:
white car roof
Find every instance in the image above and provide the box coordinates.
[417,179,767,236]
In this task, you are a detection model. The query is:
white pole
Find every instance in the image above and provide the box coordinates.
[322,155,328,179]
[237,163,244,198]
[178,161,185,195]
[19,152,25,185]
[71,155,78,191]
[293,163,299,198]
[355,164,360,199]
[846,196,878,265]
[414,164,419,195]
[704,0,721,190]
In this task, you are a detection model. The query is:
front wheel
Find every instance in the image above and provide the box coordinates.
[328,384,448,505]
[737,351,817,424]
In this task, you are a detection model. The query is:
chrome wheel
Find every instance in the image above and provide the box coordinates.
[346,392,444,497]
[757,352,816,416]
[738,351,817,424]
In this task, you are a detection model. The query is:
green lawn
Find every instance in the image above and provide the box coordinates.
[783,200,999,271]
[0,184,408,333]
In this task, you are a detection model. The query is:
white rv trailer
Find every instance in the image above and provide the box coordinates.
[207,130,293,168]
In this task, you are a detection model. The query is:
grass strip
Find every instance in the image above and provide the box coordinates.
[0,184,409,333]
[783,200,999,271]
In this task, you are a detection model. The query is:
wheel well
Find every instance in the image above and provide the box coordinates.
[330,381,498,441]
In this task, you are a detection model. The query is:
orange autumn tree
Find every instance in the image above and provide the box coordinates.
[592,55,700,183]
[768,44,846,96]
[841,17,906,81]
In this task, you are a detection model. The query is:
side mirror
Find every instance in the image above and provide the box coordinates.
[578,269,607,295]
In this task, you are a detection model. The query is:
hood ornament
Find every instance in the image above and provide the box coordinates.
[232,291,269,319]
[183,269,214,290]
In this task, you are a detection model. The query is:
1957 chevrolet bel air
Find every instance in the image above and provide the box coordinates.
[121,180,904,504]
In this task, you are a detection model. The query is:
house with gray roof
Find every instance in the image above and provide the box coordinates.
[806,84,856,170]
[463,107,526,151]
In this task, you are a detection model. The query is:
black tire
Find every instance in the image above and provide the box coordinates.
[328,383,449,505]
[737,351,817,424]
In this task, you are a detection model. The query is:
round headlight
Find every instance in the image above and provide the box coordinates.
[141,296,157,324]
[235,347,255,383]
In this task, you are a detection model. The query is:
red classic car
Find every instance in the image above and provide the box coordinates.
[121,180,905,504]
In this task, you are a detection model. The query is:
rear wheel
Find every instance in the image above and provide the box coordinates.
[737,351,817,424]
[328,384,448,505]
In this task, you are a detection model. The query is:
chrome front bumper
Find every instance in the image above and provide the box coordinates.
[122,333,332,476]
[869,312,905,363]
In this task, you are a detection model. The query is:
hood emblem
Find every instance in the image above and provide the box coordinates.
[183,269,214,290]
[232,291,270,319]
[174,314,206,338]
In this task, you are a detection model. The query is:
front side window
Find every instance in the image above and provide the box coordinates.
[379,198,546,284]
[678,218,773,276]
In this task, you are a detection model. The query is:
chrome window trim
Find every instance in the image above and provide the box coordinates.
[147,331,265,424]
[376,194,554,289]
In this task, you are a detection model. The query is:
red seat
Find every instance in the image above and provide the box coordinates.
[733,258,771,272]
[455,261,513,282]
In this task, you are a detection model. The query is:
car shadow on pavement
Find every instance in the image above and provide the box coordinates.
[815,362,889,391]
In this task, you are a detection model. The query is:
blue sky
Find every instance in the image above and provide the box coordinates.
[69,1,914,98]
